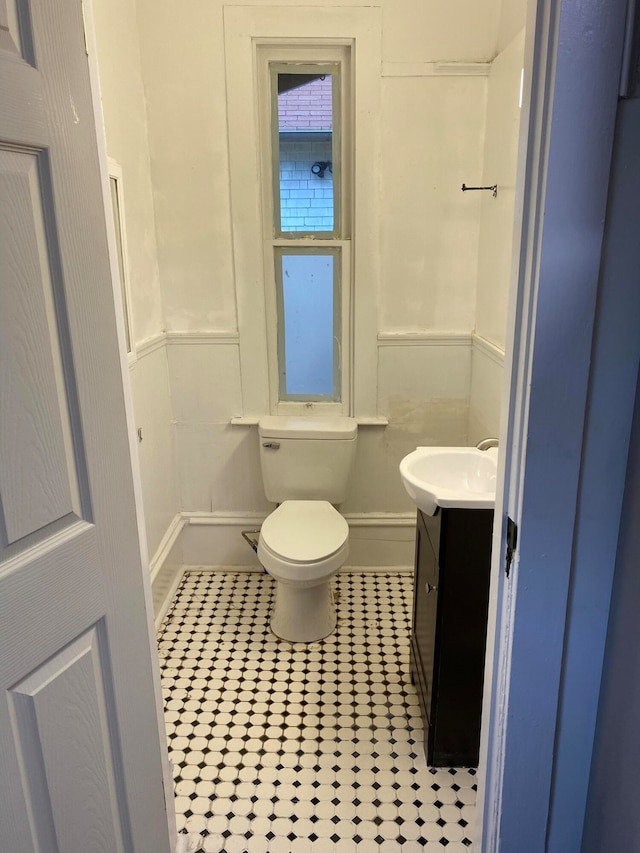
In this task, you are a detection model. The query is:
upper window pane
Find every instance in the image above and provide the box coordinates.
[273,68,338,235]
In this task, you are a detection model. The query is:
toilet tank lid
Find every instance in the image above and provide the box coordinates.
[258,416,357,440]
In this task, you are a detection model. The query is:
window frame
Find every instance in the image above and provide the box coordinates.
[224,6,382,420]
[258,46,352,416]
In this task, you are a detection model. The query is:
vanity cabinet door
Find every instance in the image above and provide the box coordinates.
[411,506,493,767]
[411,511,440,732]
[429,508,493,767]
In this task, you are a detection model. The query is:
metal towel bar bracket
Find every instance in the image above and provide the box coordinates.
[461,183,498,198]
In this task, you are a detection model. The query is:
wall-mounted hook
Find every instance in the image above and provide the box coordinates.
[461,183,498,198]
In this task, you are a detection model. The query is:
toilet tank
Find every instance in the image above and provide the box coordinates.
[258,416,358,504]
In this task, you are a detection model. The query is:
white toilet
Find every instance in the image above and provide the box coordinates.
[257,416,358,642]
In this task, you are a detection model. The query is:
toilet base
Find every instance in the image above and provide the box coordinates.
[270,579,336,643]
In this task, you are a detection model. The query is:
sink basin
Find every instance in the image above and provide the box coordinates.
[399,446,498,516]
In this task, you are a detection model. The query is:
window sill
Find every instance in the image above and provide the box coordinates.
[230,415,388,427]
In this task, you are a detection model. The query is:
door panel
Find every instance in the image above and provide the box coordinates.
[9,624,129,853]
[0,0,34,61]
[0,1,172,850]
[0,149,85,547]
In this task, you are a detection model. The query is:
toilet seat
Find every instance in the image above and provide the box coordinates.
[260,500,348,562]
[258,500,349,584]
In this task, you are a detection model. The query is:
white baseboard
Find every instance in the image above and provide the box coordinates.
[180,511,416,569]
[152,511,416,628]
[181,564,413,574]
[154,566,187,631]
[150,514,186,583]
[183,564,265,573]
[150,514,186,629]
[340,564,413,574]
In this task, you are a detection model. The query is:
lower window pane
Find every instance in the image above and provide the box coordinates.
[278,252,338,399]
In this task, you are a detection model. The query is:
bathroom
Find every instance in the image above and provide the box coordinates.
[92,0,526,849]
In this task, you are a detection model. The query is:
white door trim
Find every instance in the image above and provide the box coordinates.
[478,0,633,849]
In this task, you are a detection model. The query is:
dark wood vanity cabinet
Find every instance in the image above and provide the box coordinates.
[410,507,494,767]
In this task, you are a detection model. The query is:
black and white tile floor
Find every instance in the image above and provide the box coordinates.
[157,571,476,853]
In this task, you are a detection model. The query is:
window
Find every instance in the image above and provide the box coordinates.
[224,7,382,419]
[107,159,135,359]
[260,50,351,413]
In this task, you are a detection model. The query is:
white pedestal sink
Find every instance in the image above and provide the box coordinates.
[399,446,498,516]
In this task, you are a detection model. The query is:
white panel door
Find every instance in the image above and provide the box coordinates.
[0,2,172,851]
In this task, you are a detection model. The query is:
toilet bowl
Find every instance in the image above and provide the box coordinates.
[258,500,349,642]
[257,416,357,643]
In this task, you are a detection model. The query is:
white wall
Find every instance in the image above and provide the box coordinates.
[92,0,162,343]
[469,337,506,443]
[93,0,178,561]
[382,0,500,63]
[129,347,178,559]
[168,339,269,514]
[135,1,237,334]
[131,0,503,554]
[379,75,486,334]
[468,25,526,444]
[354,339,472,516]
[496,0,528,55]
[475,28,525,351]
[135,0,501,337]
[92,0,526,568]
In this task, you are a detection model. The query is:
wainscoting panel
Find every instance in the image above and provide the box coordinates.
[180,512,416,570]
[468,334,505,446]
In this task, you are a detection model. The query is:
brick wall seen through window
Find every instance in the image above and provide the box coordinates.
[278,77,333,233]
